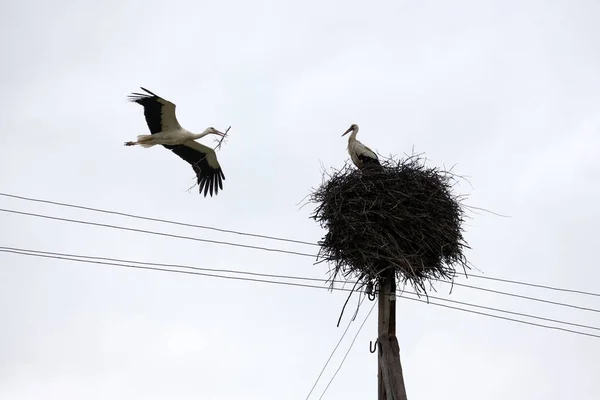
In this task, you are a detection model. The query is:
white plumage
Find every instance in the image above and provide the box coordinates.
[342,124,382,170]
[125,87,227,197]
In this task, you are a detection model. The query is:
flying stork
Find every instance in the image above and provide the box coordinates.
[125,87,227,197]
[342,124,382,170]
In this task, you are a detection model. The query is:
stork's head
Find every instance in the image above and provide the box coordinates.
[342,124,359,137]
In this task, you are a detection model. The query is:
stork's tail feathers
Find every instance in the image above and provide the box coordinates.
[137,135,155,148]
[124,135,156,147]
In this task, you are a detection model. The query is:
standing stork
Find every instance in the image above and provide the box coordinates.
[125,87,227,197]
[342,124,382,170]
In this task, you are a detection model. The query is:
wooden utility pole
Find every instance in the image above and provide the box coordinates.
[377,269,408,400]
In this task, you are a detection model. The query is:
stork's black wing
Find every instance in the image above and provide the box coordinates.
[163,141,225,197]
[127,87,181,134]
[358,154,382,166]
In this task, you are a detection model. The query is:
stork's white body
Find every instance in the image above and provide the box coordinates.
[347,139,378,167]
[342,124,381,170]
[134,128,197,147]
[125,87,228,197]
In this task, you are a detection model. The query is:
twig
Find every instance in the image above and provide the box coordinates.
[214,125,231,152]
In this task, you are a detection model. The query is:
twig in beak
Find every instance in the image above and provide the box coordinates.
[214,125,231,152]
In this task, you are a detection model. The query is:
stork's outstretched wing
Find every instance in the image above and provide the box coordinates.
[128,87,181,134]
[164,140,225,197]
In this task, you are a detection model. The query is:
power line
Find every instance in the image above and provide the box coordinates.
[305,296,367,400]
[431,279,600,314]
[1,191,598,298]
[402,296,600,339]
[3,245,598,333]
[412,291,600,332]
[0,192,318,247]
[0,208,317,258]
[0,248,323,290]
[1,247,599,339]
[1,203,598,314]
[463,273,600,298]
[2,202,599,313]
[0,246,329,284]
[318,300,378,400]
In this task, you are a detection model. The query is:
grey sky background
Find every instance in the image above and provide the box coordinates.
[1,0,599,399]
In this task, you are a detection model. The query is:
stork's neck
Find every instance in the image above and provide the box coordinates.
[191,131,210,140]
[347,128,359,142]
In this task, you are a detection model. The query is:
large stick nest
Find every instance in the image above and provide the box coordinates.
[309,154,470,295]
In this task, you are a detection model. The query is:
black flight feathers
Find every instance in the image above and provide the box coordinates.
[127,86,160,103]
[164,144,226,197]
[128,87,167,135]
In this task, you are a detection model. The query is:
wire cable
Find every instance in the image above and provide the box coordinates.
[318,300,378,400]
[305,296,366,400]
[463,273,600,298]
[1,204,598,314]
[0,208,317,258]
[430,279,600,314]
[3,245,598,333]
[0,248,324,290]
[1,247,599,339]
[2,191,599,298]
[0,246,328,284]
[402,295,600,339]
[0,192,318,246]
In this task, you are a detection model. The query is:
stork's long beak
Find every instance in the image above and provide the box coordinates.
[342,127,353,136]
[211,129,228,137]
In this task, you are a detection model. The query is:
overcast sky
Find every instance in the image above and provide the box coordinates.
[1,0,599,399]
